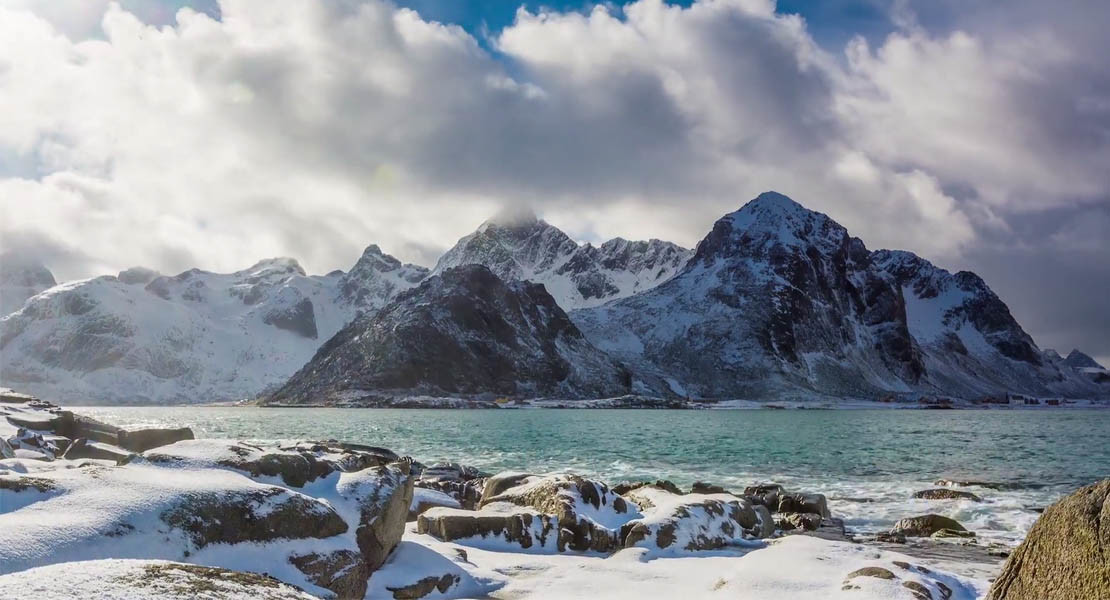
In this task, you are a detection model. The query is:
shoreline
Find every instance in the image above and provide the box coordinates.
[4,394,1107,598]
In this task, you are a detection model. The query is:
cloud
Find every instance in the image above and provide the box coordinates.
[0,0,1107,356]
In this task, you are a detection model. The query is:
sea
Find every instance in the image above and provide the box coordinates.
[77,406,1110,548]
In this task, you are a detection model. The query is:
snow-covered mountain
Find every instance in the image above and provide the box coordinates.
[1062,349,1105,371]
[572,192,1106,400]
[433,206,691,310]
[0,246,427,404]
[0,253,56,315]
[266,265,633,404]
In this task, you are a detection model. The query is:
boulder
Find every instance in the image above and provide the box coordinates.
[161,487,348,548]
[415,462,487,510]
[845,566,897,580]
[913,488,982,502]
[417,503,559,550]
[117,427,194,452]
[478,472,534,505]
[743,483,785,508]
[481,474,634,552]
[62,438,133,464]
[690,481,729,495]
[890,514,969,538]
[289,550,370,599]
[613,480,683,496]
[387,574,461,599]
[620,487,770,552]
[146,439,397,488]
[987,479,1110,600]
[778,492,831,518]
[409,487,463,521]
[777,512,823,531]
[337,459,414,571]
[0,437,13,459]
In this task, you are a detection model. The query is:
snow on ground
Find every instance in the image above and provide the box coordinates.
[373,524,989,600]
[0,559,318,600]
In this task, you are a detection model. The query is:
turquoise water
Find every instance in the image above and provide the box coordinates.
[78,407,1110,546]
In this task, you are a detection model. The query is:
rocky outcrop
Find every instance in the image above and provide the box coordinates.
[162,487,349,548]
[267,266,634,403]
[339,460,415,572]
[414,462,488,510]
[620,486,769,551]
[146,439,397,487]
[289,550,370,599]
[480,474,634,552]
[431,207,691,310]
[986,479,1110,600]
[890,514,971,538]
[417,503,560,550]
[912,489,982,502]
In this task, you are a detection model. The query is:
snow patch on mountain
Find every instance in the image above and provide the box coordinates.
[0,253,56,316]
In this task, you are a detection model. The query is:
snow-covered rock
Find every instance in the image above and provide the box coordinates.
[265,265,634,404]
[619,486,771,553]
[433,206,691,310]
[0,559,319,600]
[0,245,427,404]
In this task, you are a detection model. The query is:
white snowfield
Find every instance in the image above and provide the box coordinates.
[0,247,426,404]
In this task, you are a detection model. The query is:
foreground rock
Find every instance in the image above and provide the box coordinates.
[0,560,317,599]
[417,503,560,550]
[987,478,1110,600]
[621,486,773,551]
[481,474,635,552]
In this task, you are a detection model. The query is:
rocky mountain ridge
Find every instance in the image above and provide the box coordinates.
[2,192,1106,404]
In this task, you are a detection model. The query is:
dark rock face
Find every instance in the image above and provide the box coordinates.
[267,265,633,403]
[987,479,1110,600]
[263,298,318,339]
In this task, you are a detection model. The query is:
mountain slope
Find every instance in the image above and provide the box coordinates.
[0,246,427,404]
[572,192,1105,400]
[433,207,691,310]
[266,265,634,404]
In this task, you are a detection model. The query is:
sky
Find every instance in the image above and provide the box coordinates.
[0,0,1107,364]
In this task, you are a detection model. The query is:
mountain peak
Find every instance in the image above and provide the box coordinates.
[1064,349,1105,370]
[482,204,539,230]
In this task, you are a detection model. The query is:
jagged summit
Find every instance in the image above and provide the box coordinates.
[434,208,691,310]
[482,204,540,230]
[1064,349,1105,370]
[239,257,306,278]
